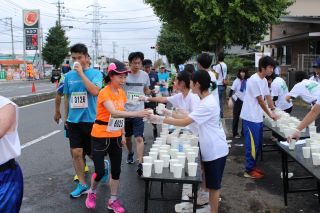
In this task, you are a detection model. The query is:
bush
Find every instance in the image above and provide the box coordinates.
[224,55,255,79]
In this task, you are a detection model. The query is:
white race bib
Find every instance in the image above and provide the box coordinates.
[70,92,88,108]
[107,116,125,132]
[127,91,143,102]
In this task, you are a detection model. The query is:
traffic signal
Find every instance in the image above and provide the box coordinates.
[31,34,38,47]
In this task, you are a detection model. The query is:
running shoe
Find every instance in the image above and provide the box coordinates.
[244,170,264,179]
[101,160,110,183]
[70,183,88,198]
[85,191,97,209]
[136,163,143,176]
[126,152,134,164]
[253,167,265,175]
[107,199,125,213]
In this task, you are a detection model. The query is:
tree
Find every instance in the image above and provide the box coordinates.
[42,22,69,69]
[156,23,194,67]
[145,0,293,55]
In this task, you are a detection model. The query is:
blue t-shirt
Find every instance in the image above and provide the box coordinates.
[148,71,159,90]
[63,68,103,123]
[158,72,169,92]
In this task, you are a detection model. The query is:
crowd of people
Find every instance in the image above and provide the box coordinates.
[2,41,320,213]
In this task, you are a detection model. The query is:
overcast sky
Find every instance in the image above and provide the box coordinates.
[0,0,162,62]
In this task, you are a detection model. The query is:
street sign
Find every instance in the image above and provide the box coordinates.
[25,29,38,50]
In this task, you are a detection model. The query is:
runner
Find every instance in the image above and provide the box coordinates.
[85,61,150,212]
[63,43,103,198]
[240,56,278,179]
[124,52,151,176]
[147,70,229,213]
[0,96,23,213]
[158,65,170,97]
[143,59,159,139]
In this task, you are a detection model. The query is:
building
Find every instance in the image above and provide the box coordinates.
[261,0,320,75]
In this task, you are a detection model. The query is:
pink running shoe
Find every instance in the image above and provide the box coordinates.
[85,192,96,209]
[107,199,125,213]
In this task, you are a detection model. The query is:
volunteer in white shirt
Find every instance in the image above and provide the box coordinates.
[240,56,278,179]
[0,96,23,213]
[140,71,200,118]
[147,70,228,213]
[309,58,320,83]
[267,73,293,113]
[228,68,249,138]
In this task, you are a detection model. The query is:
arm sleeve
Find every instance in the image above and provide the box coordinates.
[145,73,151,87]
[248,79,263,98]
[63,74,69,95]
[189,104,212,125]
[288,84,300,98]
[92,72,103,89]
[167,93,180,107]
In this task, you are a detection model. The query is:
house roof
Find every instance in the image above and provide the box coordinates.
[0,60,26,65]
[280,16,320,24]
[261,32,320,45]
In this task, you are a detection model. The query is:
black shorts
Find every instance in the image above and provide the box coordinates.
[203,156,227,190]
[67,122,93,155]
[125,118,144,138]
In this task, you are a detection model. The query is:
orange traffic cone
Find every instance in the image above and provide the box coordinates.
[31,82,36,93]
[56,80,59,89]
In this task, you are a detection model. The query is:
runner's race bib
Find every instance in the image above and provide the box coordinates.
[107,116,125,132]
[70,92,88,108]
[127,91,143,102]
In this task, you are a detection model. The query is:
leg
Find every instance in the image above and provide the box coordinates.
[232,100,242,136]
[126,136,133,153]
[218,86,224,118]
[108,137,123,196]
[71,148,86,185]
[91,137,108,189]
[136,136,145,163]
[208,189,220,213]
[133,118,145,164]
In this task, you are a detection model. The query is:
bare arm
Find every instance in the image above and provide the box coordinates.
[103,101,150,118]
[54,93,62,123]
[64,94,69,121]
[266,95,275,109]
[79,72,100,96]
[147,96,168,103]
[0,104,16,138]
[144,86,151,95]
[257,96,273,118]
[296,104,320,131]
[163,116,193,127]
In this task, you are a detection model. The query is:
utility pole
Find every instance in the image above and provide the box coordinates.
[122,47,125,62]
[112,42,117,59]
[55,0,63,26]
[1,17,15,59]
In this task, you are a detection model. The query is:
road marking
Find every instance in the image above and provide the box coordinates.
[19,99,55,108]
[21,130,62,149]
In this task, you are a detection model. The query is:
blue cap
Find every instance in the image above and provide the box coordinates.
[312,58,320,68]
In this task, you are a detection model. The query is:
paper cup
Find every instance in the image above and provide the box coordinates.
[170,159,179,172]
[154,160,164,174]
[150,148,159,153]
[302,147,311,159]
[159,150,169,157]
[142,163,152,177]
[188,162,198,177]
[177,155,186,168]
[312,153,320,166]
[173,163,183,178]
[170,149,178,159]
[149,151,158,162]
[191,146,199,154]
[160,154,170,168]
[152,144,161,149]
[187,152,197,163]
[143,156,153,164]
[288,140,296,150]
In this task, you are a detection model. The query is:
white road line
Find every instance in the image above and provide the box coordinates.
[21,130,62,149]
[19,99,55,108]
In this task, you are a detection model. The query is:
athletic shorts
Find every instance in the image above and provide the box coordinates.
[125,118,144,138]
[67,122,93,156]
[202,156,227,190]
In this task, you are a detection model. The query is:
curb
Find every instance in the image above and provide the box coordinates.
[10,91,56,107]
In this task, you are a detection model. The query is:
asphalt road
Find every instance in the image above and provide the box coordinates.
[17,99,180,213]
[14,99,320,213]
[0,80,56,98]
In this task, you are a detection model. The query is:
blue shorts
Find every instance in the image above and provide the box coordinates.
[125,118,144,138]
[0,161,24,213]
[203,156,227,190]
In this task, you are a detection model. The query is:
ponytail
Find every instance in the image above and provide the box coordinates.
[210,80,217,91]
[191,70,214,93]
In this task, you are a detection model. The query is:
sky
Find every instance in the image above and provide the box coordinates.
[0,0,162,62]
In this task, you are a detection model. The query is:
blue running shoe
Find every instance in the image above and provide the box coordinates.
[70,183,88,198]
[100,160,110,183]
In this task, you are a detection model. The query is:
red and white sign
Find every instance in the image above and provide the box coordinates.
[23,10,40,28]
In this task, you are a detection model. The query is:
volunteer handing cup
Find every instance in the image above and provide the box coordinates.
[142,163,152,177]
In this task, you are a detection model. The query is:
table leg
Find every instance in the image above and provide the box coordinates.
[281,151,288,206]
[144,180,149,213]
[161,182,164,198]
[317,181,320,204]
[192,184,197,213]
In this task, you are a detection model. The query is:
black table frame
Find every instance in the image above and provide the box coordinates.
[141,167,202,213]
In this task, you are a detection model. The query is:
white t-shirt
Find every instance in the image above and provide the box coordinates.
[288,79,320,104]
[309,75,320,83]
[0,96,21,165]
[189,94,228,161]
[240,73,270,123]
[167,90,200,113]
[270,77,293,110]
[213,62,227,86]
[231,78,246,101]
[208,71,220,104]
